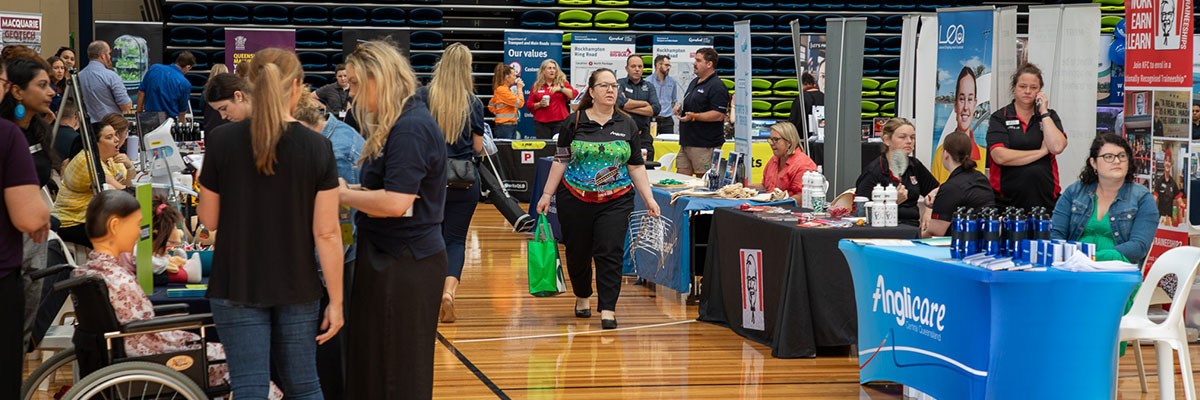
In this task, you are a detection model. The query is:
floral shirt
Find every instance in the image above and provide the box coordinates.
[555,110,644,203]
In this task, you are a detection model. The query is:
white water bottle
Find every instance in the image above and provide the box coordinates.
[871,184,885,227]
[799,171,811,208]
[884,184,898,227]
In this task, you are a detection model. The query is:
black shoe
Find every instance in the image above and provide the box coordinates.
[514,214,536,233]
[601,318,617,329]
[575,307,591,318]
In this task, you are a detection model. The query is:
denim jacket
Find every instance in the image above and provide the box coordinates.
[1051,181,1158,265]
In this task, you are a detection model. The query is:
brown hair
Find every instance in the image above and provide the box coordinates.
[492,62,513,89]
[880,117,914,154]
[942,130,976,171]
[695,48,718,65]
[100,113,128,136]
[151,194,183,255]
[1010,62,1044,90]
[245,48,304,175]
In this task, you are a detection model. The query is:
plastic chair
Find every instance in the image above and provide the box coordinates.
[863,57,880,75]
[297,52,329,70]
[777,14,810,30]
[668,12,702,31]
[411,31,444,50]
[559,0,592,5]
[862,100,880,118]
[370,7,406,25]
[880,79,898,97]
[668,0,702,6]
[776,36,794,52]
[332,7,367,24]
[656,153,677,171]
[292,6,328,24]
[520,0,556,4]
[185,73,207,91]
[296,29,328,48]
[882,37,902,53]
[713,35,734,52]
[168,27,207,46]
[775,57,796,75]
[751,100,772,118]
[848,0,876,10]
[209,27,224,45]
[773,79,799,96]
[778,1,809,8]
[1118,246,1200,400]
[211,51,225,67]
[411,53,441,72]
[596,0,629,6]
[741,0,775,9]
[304,74,328,88]
[860,15,883,32]
[751,79,772,96]
[812,0,842,9]
[559,10,594,28]
[751,35,774,52]
[211,4,248,23]
[881,58,900,75]
[595,10,629,29]
[751,56,773,75]
[862,78,881,97]
[743,14,775,31]
[632,12,666,30]
[331,30,343,46]
[722,78,734,93]
[704,13,737,31]
[562,33,571,51]
[773,101,792,118]
[252,5,288,24]
[864,36,881,53]
[520,10,557,28]
[716,56,735,75]
[330,52,343,66]
[880,102,895,117]
[704,0,738,7]
[812,14,836,31]
[631,0,666,6]
[636,34,653,53]
[169,3,207,22]
[410,8,443,26]
[883,15,904,32]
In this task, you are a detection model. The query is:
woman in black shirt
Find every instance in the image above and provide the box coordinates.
[536,68,660,330]
[338,41,447,399]
[197,48,344,398]
[985,63,1068,210]
[923,130,994,237]
[855,117,939,225]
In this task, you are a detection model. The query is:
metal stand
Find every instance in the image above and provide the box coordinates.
[53,68,103,194]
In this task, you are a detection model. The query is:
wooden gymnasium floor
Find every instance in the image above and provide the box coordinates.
[22,204,1200,399]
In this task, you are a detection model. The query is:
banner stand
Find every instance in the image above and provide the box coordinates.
[824,17,867,196]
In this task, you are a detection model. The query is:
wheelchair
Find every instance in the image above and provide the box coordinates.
[20,264,229,399]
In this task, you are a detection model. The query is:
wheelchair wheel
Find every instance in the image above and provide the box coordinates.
[61,360,208,400]
[20,347,78,400]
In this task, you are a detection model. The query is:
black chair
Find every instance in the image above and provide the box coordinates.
[751,35,774,52]
[293,6,329,24]
[636,34,653,53]
[411,30,444,49]
[668,12,702,31]
[297,29,329,48]
[776,35,794,52]
[305,74,329,88]
[743,13,774,31]
[168,27,206,46]
[704,13,736,31]
[371,7,407,25]
[777,14,809,30]
[252,4,289,24]
[716,56,735,75]
[210,27,225,46]
[169,3,208,22]
[713,35,734,52]
[211,4,248,23]
[410,8,444,26]
[332,6,368,25]
[631,12,666,30]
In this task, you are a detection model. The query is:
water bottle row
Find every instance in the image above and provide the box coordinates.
[864,183,898,227]
[950,206,1053,260]
[800,170,827,213]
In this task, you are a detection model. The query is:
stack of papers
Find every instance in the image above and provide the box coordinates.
[1052,251,1139,272]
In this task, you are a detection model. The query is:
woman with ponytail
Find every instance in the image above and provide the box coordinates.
[922,130,994,237]
[338,40,446,399]
[197,48,343,400]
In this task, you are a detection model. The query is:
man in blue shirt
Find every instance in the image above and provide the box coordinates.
[137,52,196,121]
[648,55,679,137]
[77,41,131,123]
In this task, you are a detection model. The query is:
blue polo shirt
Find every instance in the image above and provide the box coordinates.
[648,73,679,118]
[137,64,191,116]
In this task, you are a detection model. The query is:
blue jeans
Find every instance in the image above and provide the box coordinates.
[443,186,479,280]
[210,298,324,400]
[492,123,517,139]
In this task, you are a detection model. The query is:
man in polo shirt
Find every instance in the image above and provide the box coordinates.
[676,47,730,177]
[137,51,195,121]
[78,41,132,123]
[648,55,679,137]
[316,64,352,118]
[618,54,660,163]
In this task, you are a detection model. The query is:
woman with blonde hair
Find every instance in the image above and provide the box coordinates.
[338,40,446,399]
[751,121,817,203]
[854,117,938,225]
[526,59,576,139]
[198,48,344,399]
[202,63,231,132]
[488,63,524,138]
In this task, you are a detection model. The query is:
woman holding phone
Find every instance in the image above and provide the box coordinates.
[985,62,1068,210]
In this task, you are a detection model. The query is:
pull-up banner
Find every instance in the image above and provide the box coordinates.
[570,33,634,92]
[95,21,164,100]
[504,30,563,139]
[225,28,296,73]
[930,8,994,183]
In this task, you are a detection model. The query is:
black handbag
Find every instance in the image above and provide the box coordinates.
[447,157,478,189]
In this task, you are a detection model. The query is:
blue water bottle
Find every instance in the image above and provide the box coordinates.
[950,207,964,259]
[962,208,980,257]
[1031,206,1052,240]
[1009,208,1029,258]
[981,208,1002,256]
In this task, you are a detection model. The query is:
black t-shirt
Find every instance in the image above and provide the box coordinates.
[198,120,339,304]
[355,96,447,261]
[855,154,938,224]
[986,102,1064,210]
[21,123,52,186]
[788,90,824,136]
[680,73,730,148]
[931,165,995,221]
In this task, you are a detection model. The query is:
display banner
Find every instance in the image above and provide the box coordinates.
[504,30,563,139]
[653,34,713,101]
[993,7,1018,109]
[793,34,826,140]
[570,33,634,92]
[1028,4,1100,189]
[912,14,939,168]
[733,21,752,178]
[739,248,764,331]
[0,12,41,52]
[1125,0,1193,272]
[342,28,410,57]
[95,21,164,100]
[224,28,296,74]
[931,8,994,183]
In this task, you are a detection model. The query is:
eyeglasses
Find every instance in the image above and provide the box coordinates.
[768,137,787,144]
[592,83,619,91]
[1096,153,1129,163]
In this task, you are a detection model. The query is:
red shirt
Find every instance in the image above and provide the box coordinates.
[762,151,818,196]
[527,82,576,123]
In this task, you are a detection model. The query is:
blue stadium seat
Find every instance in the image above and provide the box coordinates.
[668,12,702,31]
[298,52,329,70]
[668,0,702,7]
[775,36,793,52]
[636,34,653,53]
[882,37,901,53]
[862,57,880,75]
[704,13,736,31]
[778,1,809,8]
[411,31,443,49]
[520,0,556,4]
[713,35,734,52]
[252,5,288,24]
[775,57,796,74]
[716,56,734,74]
[631,0,665,5]
[370,7,406,24]
[210,27,225,45]
[185,73,207,91]
[848,0,877,10]
[172,50,207,69]
[631,12,666,30]
[777,14,810,30]
[883,15,904,31]
[411,53,440,72]
[331,30,343,46]
[304,74,328,88]
[296,29,328,47]
[211,51,225,68]
[812,14,836,30]
[704,0,737,7]
[330,52,343,66]
[169,27,207,46]
[864,36,881,53]
[211,4,248,23]
[743,14,774,31]
[751,35,773,52]
[741,0,775,9]
[292,6,328,24]
[332,7,367,24]
[520,10,557,28]
[812,1,842,9]
[859,15,883,32]
[882,58,899,74]
[751,56,772,75]
[409,8,443,26]
[169,3,207,22]
[882,0,916,10]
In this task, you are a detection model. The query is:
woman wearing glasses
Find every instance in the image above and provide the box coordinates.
[750,121,816,204]
[1051,133,1157,264]
[536,68,659,330]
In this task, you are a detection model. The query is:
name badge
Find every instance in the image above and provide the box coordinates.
[28,143,42,154]
[624,87,634,93]
[698,88,706,93]
[1005,120,1020,127]
[909,176,917,185]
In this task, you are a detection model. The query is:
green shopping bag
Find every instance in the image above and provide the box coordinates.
[527,214,567,297]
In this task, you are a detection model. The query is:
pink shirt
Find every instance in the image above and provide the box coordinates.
[763,151,818,196]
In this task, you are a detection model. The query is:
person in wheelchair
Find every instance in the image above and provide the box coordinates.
[72,190,282,399]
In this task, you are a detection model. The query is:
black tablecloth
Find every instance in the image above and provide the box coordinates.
[698,207,919,358]
[489,139,557,203]
[808,141,881,168]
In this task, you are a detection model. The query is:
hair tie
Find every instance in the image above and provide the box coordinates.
[156,204,167,215]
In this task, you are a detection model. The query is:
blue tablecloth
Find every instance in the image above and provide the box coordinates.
[839,241,1141,399]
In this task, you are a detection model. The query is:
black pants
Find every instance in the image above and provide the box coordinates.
[346,238,445,400]
[655,116,674,136]
[535,119,564,140]
[555,191,634,312]
[0,270,23,399]
[56,224,91,248]
[443,181,480,280]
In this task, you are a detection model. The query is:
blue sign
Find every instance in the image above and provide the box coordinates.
[504,30,563,139]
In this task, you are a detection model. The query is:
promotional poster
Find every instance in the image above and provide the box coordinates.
[570,33,634,92]
[931,8,993,182]
[95,21,163,99]
[225,28,296,74]
[652,34,713,98]
[740,249,764,331]
[504,30,564,138]
[733,21,752,178]
[0,12,41,52]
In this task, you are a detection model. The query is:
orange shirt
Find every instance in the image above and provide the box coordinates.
[762,151,818,196]
[488,85,524,124]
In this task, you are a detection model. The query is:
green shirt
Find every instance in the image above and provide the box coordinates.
[1078,195,1131,263]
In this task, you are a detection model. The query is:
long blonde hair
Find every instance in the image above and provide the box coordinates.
[346,41,418,164]
[209,63,228,80]
[533,59,566,92]
[428,43,473,144]
[245,48,302,175]
[292,87,324,128]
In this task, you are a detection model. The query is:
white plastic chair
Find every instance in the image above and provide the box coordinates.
[1118,246,1200,400]
[656,153,677,172]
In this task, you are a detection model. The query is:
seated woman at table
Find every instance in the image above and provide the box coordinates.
[52,120,131,247]
[749,121,817,204]
[855,117,939,226]
[1051,133,1157,264]
[922,131,994,238]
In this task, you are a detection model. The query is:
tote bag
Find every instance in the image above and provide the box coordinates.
[527,214,567,297]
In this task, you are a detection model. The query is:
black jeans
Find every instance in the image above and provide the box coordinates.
[534,119,564,140]
[443,181,480,280]
[0,270,22,399]
[555,191,635,312]
[655,116,675,136]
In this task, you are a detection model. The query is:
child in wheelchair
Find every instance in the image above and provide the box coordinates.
[74,190,282,399]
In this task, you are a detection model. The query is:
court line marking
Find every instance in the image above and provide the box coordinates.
[453,320,698,343]
[436,331,511,399]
